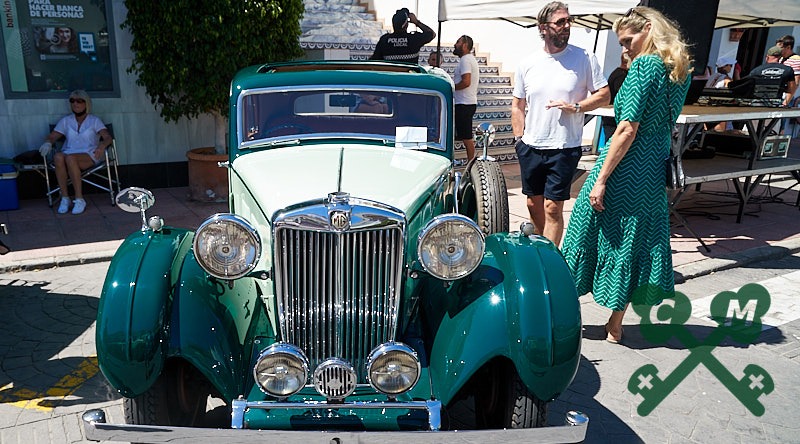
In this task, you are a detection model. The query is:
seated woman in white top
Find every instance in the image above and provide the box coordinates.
[38,90,112,215]
[705,56,735,89]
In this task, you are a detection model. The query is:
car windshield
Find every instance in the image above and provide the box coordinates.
[239,88,445,149]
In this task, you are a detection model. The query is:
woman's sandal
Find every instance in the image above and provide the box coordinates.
[605,323,623,344]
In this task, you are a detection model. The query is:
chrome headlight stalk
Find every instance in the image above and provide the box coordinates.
[417,214,485,280]
[366,342,421,397]
[253,343,309,399]
[193,213,261,280]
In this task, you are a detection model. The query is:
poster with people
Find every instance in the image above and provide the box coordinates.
[1,0,117,97]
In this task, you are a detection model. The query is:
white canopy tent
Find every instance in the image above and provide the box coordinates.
[437,0,637,30]
[437,0,800,30]
[434,0,638,54]
[715,0,800,29]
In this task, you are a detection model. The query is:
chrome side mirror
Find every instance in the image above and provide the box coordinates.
[473,122,496,160]
[116,187,155,231]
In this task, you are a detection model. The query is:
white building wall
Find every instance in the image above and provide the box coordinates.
[2,0,798,165]
[0,0,215,164]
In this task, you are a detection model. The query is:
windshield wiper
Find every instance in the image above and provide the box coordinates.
[268,138,301,147]
[246,138,301,149]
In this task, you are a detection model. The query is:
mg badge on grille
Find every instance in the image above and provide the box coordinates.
[330,211,350,231]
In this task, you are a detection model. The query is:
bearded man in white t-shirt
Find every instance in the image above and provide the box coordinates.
[511,1,609,246]
[453,35,479,160]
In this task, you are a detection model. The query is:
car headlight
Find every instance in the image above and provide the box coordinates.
[253,343,308,398]
[366,342,420,396]
[417,214,485,280]
[193,213,260,279]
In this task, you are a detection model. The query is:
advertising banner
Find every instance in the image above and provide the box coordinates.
[2,0,117,97]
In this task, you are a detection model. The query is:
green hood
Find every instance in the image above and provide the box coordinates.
[232,145,450,220]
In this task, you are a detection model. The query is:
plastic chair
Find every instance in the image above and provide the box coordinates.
[42,123,121,207]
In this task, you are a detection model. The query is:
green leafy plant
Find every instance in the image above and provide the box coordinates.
[122,0,305,153]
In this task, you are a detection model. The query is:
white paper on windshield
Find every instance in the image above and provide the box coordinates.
[395,126,427,150]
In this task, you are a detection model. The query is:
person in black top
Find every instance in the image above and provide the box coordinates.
[600,54,629,144]
[749,45,797,107]
[370,8,435,63]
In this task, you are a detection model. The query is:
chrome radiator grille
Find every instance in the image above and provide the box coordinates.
[274,221,404,381]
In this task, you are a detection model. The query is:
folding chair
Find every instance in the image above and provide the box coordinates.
[43,123,121,207]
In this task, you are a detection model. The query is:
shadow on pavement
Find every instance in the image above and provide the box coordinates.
[582,322,785,351]
[549,355,643,443]
[0,277,119,411]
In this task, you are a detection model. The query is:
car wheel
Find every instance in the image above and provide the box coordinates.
[123,361,212,427]
[463,159,509,235]
[504,368,548,428]
[444,361,547,429]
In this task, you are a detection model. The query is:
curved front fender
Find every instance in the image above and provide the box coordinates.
[169,254,273,401]
[96,228,193,397]
[428,233,581,404]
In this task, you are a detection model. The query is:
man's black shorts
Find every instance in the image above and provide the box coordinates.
[515,141,582,201]
[455,104,477,140]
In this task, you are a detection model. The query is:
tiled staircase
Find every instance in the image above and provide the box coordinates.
[299,0,517,163]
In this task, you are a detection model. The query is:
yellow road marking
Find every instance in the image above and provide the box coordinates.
[0,355,100,412]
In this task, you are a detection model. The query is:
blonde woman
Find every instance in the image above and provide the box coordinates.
[562,6,692,344]
[39,90,112,215]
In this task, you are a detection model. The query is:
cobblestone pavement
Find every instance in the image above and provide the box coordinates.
[550,252,800,443]
[1,255,799,443]
[0,263,124,444]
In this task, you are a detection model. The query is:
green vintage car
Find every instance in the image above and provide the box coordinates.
[83,61,586,442]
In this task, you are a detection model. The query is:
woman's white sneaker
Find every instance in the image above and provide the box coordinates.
[72,198,86,215]
[57,197,71,214]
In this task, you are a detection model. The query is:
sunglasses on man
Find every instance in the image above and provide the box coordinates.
[544,16,573,27]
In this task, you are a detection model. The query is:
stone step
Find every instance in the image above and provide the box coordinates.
[475,102,513,111]
[301,13,382,27]
[300,0,384,45]
[304,2,367,13]
[478,96,513,107]
[454,141,519,163]
[438,64,500,76]
[474,110,511,120]
[438,65,502,77]
[478,86,514,95]
[349,50,491,66]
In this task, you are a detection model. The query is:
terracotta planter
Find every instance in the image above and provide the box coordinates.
[186,147,228,202]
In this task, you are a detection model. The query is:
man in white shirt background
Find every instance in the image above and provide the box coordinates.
[453,35,480,160]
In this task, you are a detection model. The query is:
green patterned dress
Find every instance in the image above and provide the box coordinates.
[562,54,690,311]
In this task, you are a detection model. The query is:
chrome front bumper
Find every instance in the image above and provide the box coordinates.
[231,398,443,430]
[82,407,588,443]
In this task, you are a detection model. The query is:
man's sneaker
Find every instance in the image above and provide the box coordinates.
[72,198,86,215]
[57,197,71,214]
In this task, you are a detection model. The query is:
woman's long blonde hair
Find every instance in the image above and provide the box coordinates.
[612,6,692,83]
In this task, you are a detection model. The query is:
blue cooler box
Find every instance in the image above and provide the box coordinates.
[0,162,19,211]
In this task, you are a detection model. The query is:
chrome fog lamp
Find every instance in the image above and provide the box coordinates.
[253,343,309,398]
[417,214,484,280]
[313,358,358,400]
[366,342,421,396]
[194,213,260,279]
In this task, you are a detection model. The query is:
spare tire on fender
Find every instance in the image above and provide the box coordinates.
[459,159,509,235]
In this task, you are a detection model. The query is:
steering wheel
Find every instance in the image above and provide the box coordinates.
[262,123,313,138]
